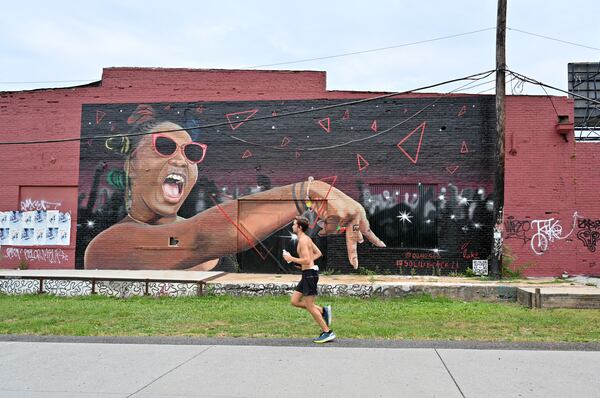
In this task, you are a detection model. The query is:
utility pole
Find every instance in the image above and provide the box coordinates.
[490,0,507,278]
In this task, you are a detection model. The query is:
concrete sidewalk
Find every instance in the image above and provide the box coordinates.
[1,339,599,398]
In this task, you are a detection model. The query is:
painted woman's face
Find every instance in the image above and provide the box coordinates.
[128,122,201,219]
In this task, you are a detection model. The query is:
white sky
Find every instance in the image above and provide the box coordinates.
[1,0,599,95]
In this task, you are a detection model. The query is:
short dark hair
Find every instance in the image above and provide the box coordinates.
[295,216,309,232]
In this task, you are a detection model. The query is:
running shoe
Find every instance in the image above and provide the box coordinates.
[313,330,336,343]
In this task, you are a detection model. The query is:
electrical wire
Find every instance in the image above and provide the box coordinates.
[1,26,596,87]
[268,70,496,152]
[540,84,560,118]
[0,28,495,87]
[0,69,496,146]
[246,28,495,68]
[507,69,600,105]
[508,27,600,52]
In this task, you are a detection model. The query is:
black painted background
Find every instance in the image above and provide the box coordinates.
[77,96,496,274]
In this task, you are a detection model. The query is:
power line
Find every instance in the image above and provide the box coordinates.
[247,28,495,68]
[282,70,497,151]
[508,27,600,51]
[0,70,496,146]
[1,26,597,88]
[0,28,496,86]
[203,70,495,152]
[474,75,518,94]
[507,69,600,105]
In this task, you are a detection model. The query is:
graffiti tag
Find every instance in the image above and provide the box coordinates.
[504,216,531,243]
[577,218,600,253]
[2,247,69,264]
[20,198,63,211]
[529,212,580,255]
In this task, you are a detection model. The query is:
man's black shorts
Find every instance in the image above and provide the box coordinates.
[295,269,319,296]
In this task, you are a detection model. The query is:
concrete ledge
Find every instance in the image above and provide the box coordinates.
[207,281,519,301]
[1,270,598,305]
[517,287,600,309]
[0,269,224,297]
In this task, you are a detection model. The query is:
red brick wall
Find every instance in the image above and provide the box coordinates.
[504,96,599,276]
[573,143,600,274]
[1,68,598,275]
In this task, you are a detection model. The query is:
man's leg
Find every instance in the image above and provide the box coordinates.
[291,291,323,313]
[303,295,329,332]
[290,291,304,308]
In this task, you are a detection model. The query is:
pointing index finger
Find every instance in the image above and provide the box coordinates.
[360,219,386,248]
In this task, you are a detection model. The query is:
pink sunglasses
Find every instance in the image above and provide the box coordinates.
[152,133,207,164]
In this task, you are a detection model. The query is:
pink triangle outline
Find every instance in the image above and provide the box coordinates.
[318,117,331,133]
[396,121,427,164]
[241,149,252,159]
[226,109,259,131]
[446,165,459,175]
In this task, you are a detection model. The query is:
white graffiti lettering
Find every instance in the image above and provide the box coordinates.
[1,247,69,264]
[530,212,581,255]
[20,198,63,211]
[3,247,21,260]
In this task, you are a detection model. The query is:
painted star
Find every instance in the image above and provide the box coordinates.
[397,211,413,223]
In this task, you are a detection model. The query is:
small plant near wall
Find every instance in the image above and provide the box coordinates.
[501,244,533,279]
[17,259,29,270]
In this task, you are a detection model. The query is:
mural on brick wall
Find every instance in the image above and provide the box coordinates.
[77,97,496,274]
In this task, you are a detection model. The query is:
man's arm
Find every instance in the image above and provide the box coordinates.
[283,238,314,266]
[311,241,322,261]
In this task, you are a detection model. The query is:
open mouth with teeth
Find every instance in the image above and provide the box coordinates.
[162,173,186,203]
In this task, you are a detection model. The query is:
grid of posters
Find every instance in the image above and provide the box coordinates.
[0,210,70,246]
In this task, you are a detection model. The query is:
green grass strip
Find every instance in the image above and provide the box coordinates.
[1,294,599,342]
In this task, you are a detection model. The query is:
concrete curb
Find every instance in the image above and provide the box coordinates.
[2,334,599,351]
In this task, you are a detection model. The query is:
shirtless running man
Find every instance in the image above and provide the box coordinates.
[283,216,334,343]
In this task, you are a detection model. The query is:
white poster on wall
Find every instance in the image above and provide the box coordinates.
[8,211,22,246]
[57,212,71,246]
[46,227,59,245]
[33,210,48,245]
[47,210,59,227]
[0,210,72,246]
[22,211,35,227]
[34,227,46,245]
[0,211,8,228]
[0,227,9,245]
[20,227,35,245]
[20,211,36,246]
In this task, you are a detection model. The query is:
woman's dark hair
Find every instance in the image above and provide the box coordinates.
[125,119,171,158]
